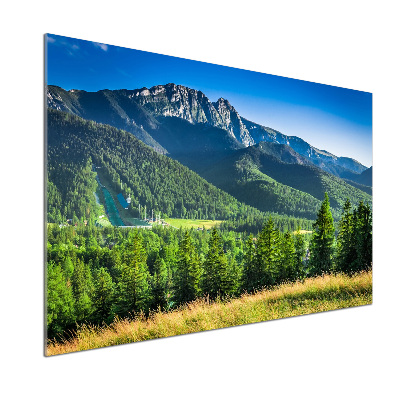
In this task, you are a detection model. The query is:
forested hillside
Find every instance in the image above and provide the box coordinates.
[47,155,100,224]
[47,109,313,232]
[47,85,167,153]
[197,142,372,220]
[47,84,371,223]
[46,196,372,341]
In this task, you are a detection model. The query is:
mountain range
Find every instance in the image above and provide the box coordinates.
[47,84,369,177]
[46,83,372,224]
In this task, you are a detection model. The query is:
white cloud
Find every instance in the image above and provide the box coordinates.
[46,35,81,57]
[94,42,108,51]
[116,68,132,78]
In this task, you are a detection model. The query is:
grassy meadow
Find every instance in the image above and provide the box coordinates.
[294,229,312,234]
[164,218,224,229]
[47,271,372,356]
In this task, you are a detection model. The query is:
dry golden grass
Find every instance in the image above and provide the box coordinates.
[164,218,223,229]
[47,271,372,356]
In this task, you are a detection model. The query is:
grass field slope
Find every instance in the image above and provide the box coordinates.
[47,271,372,356]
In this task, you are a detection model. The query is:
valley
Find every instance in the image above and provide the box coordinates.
[47,83,372,224]
[45,80,372,355]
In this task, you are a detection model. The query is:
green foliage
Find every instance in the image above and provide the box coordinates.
[254,217,282,288]
[71,258,94,322]
[336,200,372,274]
[220,213,313,236]
[293,229,307,279]
[47,154,99,224]
[61,256,74,279]
[47,262,75,337]
[241,234,257,293]
[203,228,232,299]
[92,267,115,324]
[47,109,315,235]
[172,231,202,305]
[45,88,373,344]
[280,232,297,281]
[199,143,372,221]
[115,234,150,317]
[48,109,253,222]
[150,255,169,311]
[335,199,357,273]
[309,193,335,275]
[46,197,372,340]
[355,202,372,271]
[226,257,242,297]
[48,272,372,355]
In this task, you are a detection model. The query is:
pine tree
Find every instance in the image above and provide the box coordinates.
[71,258,94,323]
[61,256,74,279]
[293,229,306,279]
[254,217,281,288]
[47,261,75,338]
[151,254,169,310]
[336,199,357,273]
[309,192,335,275]
[280,232,296,282]
[241,234,256,292]
[202,228,230,300]
[354,201,372,271]
[116,234,150,317]
[173,231,202,306]
[225,257,241,297]
[92,267,115,324]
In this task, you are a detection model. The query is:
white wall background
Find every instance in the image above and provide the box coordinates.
[1,1,399,398]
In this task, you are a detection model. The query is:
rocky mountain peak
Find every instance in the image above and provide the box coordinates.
[46,83,368,175]
[215,97,232,108]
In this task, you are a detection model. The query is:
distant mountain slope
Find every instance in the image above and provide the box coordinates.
[342,180,372,196]
[47,85,167,153]
[338,166,372,194]
[147,116,245,169]
[241,118,367,176]
[197,142,371,220]
[354,166,372,187]
[47,84,369,176]
[47,109,267,222]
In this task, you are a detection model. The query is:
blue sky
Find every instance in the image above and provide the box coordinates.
[46,34,372,167]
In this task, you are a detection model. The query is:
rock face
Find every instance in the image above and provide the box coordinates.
[47,83,368,175]
[131,84,215,124]
[213,98,254,146]
[129,84,255,146]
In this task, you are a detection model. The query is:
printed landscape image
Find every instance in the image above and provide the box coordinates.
[45,34,372,356]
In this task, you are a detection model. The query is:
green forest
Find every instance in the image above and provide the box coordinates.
[46,107,372,345]
[47,196,372,339]
[197,142,372,220]
[47,109,314,233]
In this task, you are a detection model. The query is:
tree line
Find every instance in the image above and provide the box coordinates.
[47,108,314,233]
[309,193,372,275]
[47,194,372,339]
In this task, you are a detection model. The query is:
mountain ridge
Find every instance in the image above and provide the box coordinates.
[196,141,371,219]
[47,83,369,176]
